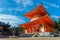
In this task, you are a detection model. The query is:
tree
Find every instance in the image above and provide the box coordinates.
[50,17,57,32]
[58,17,60,24]
[57,17,60,31]
[19,26,24,33]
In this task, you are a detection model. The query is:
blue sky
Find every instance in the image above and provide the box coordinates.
[0,0,60,27]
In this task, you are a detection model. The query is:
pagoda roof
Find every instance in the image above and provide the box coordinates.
[24,4,48,19]
[20,15,56,28]
[40,15,56,26]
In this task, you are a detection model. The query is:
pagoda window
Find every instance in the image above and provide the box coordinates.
[40,24,42,28]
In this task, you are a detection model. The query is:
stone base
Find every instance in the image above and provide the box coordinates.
[37,32,54,37]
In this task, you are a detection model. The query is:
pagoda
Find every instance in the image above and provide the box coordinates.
[20,4,56,34]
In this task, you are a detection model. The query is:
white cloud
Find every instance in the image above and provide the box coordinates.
[22,0,33,7]
[14,0,33,7]
[0,8,25,15]
[42,1,60,8]
[43,5,49,8]
[0,14,26,27]
[15,7,25,11]
[13,0,34,14]
[14,0,22,4]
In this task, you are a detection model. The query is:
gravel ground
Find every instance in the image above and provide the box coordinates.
[0,37,60,40]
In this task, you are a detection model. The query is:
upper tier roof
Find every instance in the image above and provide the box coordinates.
[24,4,48,19]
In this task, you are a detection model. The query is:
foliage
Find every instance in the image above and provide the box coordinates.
[19,27,25,33]
[13,26,24,34]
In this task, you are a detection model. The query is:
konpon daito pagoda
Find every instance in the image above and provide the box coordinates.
[19,4,56,34]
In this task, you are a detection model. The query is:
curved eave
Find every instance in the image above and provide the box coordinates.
[40,15,56,26]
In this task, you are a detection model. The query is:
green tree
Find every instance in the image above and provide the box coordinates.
[19,27,24,33]
[14,26,25,34]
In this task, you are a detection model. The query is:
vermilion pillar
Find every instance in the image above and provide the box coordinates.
[33,26,36,33]
[25,29,28,33]
[29,27,32,33]
[38,26,40,32]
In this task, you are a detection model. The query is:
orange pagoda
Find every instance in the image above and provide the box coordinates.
[20,4,56,34]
